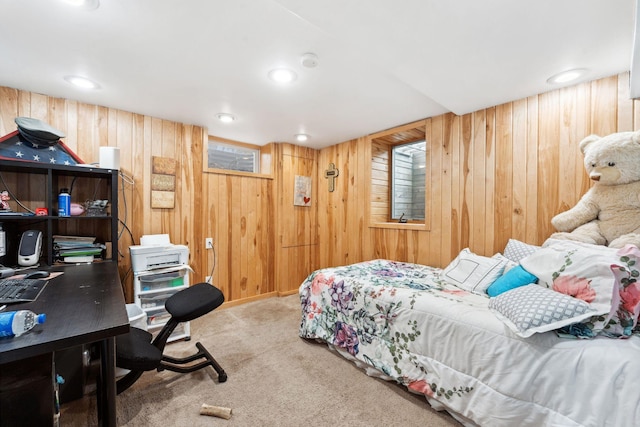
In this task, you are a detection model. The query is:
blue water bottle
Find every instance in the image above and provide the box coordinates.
[0,310,46,337]
[58,188,70,217]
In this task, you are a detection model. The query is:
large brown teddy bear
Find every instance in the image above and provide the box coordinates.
[549,130,640,248]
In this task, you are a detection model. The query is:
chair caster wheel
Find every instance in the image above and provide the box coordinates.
[218,373,228,383]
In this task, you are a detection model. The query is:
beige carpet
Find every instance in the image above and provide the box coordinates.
[61,294,461,426]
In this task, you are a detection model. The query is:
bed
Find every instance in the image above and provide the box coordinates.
[298,239,640,427]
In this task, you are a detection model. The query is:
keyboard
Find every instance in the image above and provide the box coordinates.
[0,278,49,304]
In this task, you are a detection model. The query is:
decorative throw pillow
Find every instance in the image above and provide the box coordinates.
[486,265,538,297]
[520,240,620,337]
[442,248,507,295]
[503,239,539,263]
[603,245,640,337]
[489,284,596,338]
[493,253,518,272]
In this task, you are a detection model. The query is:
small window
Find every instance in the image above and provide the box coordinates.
[206,138,259,173]
[369,119,429,230]
[391,141,426,221]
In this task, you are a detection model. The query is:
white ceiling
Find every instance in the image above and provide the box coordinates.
[0,0,635,149]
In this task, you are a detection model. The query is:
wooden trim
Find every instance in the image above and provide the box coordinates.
[369,222,429,231]
[217,291,279,309]
[369,119,428,140]
[207,135,262,150]
[203,168,273,179]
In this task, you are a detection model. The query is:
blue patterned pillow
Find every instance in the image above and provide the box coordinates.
[489,284,596,338]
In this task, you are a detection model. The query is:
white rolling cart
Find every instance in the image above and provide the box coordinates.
[130,243,191,342]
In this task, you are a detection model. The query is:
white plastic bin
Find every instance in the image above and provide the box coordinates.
[116,304,148,378]
[126,304,147,331]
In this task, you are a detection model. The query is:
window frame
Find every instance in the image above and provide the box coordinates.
[367,120,430,231]
[203,136,273,178]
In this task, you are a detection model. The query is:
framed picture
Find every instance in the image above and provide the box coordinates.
[294,175,312,206]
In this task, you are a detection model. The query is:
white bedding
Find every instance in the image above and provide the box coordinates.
[298,259,640,427]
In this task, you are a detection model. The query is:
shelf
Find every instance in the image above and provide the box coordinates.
[0,159,116,175]
[0,159,118,266]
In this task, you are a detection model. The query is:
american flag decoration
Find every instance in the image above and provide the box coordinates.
[0,130,84,165]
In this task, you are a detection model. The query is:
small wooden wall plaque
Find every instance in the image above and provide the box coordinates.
[151,156,177,208]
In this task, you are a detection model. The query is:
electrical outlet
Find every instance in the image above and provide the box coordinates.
[205,237,213,249]
[205,275,212,283]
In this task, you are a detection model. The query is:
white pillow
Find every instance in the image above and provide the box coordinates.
[493,253,518,273]
[520,240,621,335]
[489,284,596,338]
[442,248,507,295]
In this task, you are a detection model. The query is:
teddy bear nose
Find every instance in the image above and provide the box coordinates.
[591,175,601,181]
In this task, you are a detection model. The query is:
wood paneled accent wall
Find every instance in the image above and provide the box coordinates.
[0,86,281,304]
[318,73,638,270]
[200,172,275,302]
[1,72,636,304]
[370,139,390,223]
[273,143,319,294]
[0,87,209,302]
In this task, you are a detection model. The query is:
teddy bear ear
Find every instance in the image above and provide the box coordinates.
[579,134,600,154]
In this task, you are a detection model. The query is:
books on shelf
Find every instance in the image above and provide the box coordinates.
[53,235,105,262]
[53,235,96,243]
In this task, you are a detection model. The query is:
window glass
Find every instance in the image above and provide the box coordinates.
[207,139,259,173]
[391,141,426,221]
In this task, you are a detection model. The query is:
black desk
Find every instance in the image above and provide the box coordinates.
[0,262,129,426]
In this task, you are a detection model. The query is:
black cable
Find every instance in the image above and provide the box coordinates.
[0,171,35,213]
[116,171,135,257]
[118,219,134,258]
[120,265,132,292]
[118,171,132,242]
[68,176,78,198]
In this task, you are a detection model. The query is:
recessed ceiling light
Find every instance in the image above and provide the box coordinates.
[62,0,100,10]
[64,75,100,89]
[546,68,588,85]
[295,134,309,142]
[216,113,235,123]
[268,68,297,84]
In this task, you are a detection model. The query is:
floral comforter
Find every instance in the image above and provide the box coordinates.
[299,259,640,427]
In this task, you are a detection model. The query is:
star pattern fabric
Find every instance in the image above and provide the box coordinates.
[0,131,82,165]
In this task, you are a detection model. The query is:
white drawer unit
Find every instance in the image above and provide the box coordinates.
[133,264,191,342]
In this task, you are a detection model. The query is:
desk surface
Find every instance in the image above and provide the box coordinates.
[0,262,129,364]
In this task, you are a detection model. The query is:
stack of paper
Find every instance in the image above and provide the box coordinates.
[53,235,105,262]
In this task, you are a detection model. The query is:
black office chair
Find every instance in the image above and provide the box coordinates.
[115,282,228,394]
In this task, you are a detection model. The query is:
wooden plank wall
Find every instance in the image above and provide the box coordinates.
[317,73,637,270]
[0,71,635,302]
[0,86,279,304]
[0,87,208,302]
[273,143,319,294]
[201,172,275,302]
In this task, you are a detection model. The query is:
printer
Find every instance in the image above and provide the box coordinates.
[130,244,189,273]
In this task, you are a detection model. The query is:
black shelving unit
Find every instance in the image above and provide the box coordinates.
[0,159,118,266]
